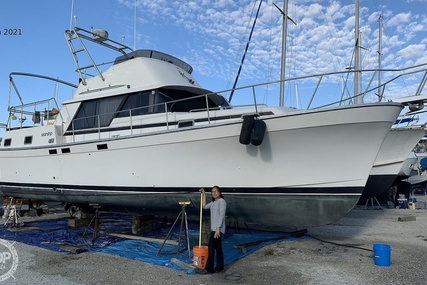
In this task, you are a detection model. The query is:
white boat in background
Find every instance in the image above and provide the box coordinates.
[399,152,419,177]
[403,141,427,187]
[360,126,426,201]
[354,2,427,202]
[0,27,405,228]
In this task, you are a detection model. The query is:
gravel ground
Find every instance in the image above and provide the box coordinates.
[2,196,427,285]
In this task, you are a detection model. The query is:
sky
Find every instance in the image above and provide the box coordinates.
[1,0,427,129]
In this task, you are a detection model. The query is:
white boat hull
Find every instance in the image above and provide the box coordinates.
[0,103,402,227]
[398,154,418,177]
[361,127,425,200]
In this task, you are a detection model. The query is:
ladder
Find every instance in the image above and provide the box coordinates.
[64,27,133,85]
[4,197,23,227]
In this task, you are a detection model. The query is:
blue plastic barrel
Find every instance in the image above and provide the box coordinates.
[373,244,391,266]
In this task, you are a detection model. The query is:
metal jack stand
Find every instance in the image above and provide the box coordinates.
[364,197,382,210]
[82,204,106,241]
[157,201,191,259]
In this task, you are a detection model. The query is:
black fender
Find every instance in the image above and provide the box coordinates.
[239,116,255,145]
[251,119,266,146]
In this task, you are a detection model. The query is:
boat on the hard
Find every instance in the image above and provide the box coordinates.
[0,27,405,228]
[360,125,426,201]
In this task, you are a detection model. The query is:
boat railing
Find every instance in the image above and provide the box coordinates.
[393,114,421,127]
[6,98,61,130]
[212,62,427,111]
[68,94,222,140]
[64,62,427,142]
[6,72,77,131]
[6,62,427,142]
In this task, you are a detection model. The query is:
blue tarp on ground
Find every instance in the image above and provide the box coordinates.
[0,214,301,274]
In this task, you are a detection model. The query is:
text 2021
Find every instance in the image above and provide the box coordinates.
[1,29,22,35]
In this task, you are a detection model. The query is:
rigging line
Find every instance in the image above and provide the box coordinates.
[228,0,263,103]
[225,1,259,92]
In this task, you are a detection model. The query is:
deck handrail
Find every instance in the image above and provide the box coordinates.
[5,62,427,142]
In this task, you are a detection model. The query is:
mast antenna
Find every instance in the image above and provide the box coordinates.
[134,0,137,50]
[69,0,74,29]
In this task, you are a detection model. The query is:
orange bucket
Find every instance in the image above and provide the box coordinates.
[193,245,208,269]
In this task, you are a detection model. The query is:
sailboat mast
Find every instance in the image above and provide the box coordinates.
[354,0,361,104]
[378,15,383,101]
[279,0,289,107]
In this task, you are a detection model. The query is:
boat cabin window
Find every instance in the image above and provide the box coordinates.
[68,88,229,131]
[3,138,11,147]
[71,95,125,130]
[24,136,33,145]
[116,90,167,118]
[158,88,230,112]
[70,90,169,131]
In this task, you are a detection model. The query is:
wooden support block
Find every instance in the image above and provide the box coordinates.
[68,218,91,228]
[398,216,416,222]
[26,209,38,217]
[132,214,155,235]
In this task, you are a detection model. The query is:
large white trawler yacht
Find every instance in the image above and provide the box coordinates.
[0,27,404,227]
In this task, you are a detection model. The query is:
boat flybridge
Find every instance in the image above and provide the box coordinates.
[0,26,410,228]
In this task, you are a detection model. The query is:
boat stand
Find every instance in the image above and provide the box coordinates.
[364,197,382,210]
[4,198,23,227]
[157,201,191,259]
[82,204,107,241]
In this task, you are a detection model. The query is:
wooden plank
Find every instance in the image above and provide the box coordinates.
[170,258,195,270]
[109,232,179,246]
[233,235,288,253]
[398,216,416,222]
[59,245,87,254]
[234,235,288,249]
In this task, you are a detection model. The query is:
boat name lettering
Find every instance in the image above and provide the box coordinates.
[178,70,195,85]
[41,132,53,137]
[1,29,22,36]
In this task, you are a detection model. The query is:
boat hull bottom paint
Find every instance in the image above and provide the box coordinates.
[0,185,362,227]
[360,175,397,201]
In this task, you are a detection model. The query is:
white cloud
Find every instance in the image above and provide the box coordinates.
[398,44,426,59]
[114,0,427,103]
